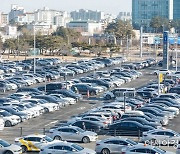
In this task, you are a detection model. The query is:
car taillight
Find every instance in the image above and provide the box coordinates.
[103,122,107,124]
[96,143,100,146]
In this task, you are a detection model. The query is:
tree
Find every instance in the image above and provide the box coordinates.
[150,16,171,33]
[105,20,134,44]
[53,27,81,45]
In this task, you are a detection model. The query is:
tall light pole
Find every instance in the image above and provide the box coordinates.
[33,23,36,74]
[175,37,178,71]
[140,26,143,58]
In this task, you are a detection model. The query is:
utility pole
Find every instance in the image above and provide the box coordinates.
[33,23,36,74]
[140,26,143,58]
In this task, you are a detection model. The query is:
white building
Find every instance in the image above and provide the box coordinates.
[117,12,132,21]
[54,11,72,27]
[27,22,57,35]
[5,25,17,36]
[1,13,9,26]
[26,12,35,24]
[67,21,103,36]
[70,9,105,22]
[34,7,61,25]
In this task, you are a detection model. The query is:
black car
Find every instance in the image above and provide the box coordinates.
[71,84,98,95]
[72,120,104,133]
[169,87,180,94]
[120,117,161,129]
[108,121,154,136]
[16,88,42,94]
[38,82,65,92]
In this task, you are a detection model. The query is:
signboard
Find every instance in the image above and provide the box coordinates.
[163,31,169,70]
[159,73,164,83]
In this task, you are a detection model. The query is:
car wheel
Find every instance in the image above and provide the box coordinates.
[82,136,90,143]
[5,120,12,127]
[44,108,49,113]
[154,72,157,75]
[54,136,62,140]
[21,145,27,153]
[101,148,110,154]
[4,151,13,154]
[105,95,111,100]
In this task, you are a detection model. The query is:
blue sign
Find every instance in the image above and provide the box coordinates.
[163,31,169,70]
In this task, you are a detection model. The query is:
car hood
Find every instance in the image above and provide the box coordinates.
[82,131,97,136]
[9,144,22,151]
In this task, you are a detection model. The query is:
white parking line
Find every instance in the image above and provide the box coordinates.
[45,120,58,127]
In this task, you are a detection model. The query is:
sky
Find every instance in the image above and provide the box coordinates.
[0,0,132,15]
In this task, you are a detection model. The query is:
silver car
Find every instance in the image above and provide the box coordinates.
[0,139,22,154]
[39,141,96,154]
[141,129,180,145]
[121,144,174,154]
[95,137,137,154]
[47,126,98,143]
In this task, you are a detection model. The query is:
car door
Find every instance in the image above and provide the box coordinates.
[68,128,80,141]
[103,140,120,153]
[58,128,70,141]
[53,145,65,154]
[23,137,40,151]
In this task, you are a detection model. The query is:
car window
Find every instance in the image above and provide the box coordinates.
[164,132,174,137]
[58,128,69,132]
[69,128,77,133]
[53,146,64,150]
[104,140,119,144]
[24,137,37,142]
[63,146,73,151]
[156,132,165,135]
[131,148,146,153]
[119,140,129,145]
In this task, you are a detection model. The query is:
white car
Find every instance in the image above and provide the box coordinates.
[40,141,96,154]
[22,99,57,113]
[0,139,22,154]
[47,126,98,143]
[153,69,172,75]
[49,94,76,105]
[15,134,54,153]
[141,129,180,146]
[0,110,21,127]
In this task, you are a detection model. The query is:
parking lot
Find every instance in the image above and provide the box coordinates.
[0,57,179,153]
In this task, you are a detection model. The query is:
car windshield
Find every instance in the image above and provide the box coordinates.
[126,139,137,145]
[153,147,166,154]
[0,139,10,147]
[43,136,53,142]
[71,144,84,151]
[0,111,11,116]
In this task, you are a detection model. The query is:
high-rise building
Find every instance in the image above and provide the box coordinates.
[132,0,173,29]
[1,13,9,25]
[173,0,180,20]
[117,12,132,21]
[9,4,25,23]
[70,9,104,22]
